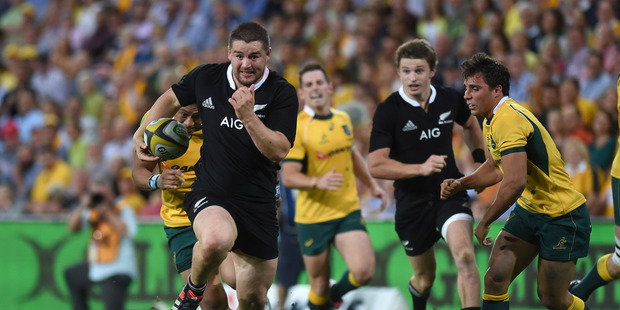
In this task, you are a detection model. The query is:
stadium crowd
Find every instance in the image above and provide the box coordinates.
[0,0,618,223]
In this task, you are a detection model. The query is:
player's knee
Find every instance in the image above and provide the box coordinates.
[413,272,436,292]
[197,238,231,259]
[237,292,267,309]
[483,270,508,290]
[452,247,477,269]
[351,266,374,285]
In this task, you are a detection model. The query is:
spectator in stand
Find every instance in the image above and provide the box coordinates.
[13,88,43,144]
[508,29,538,72]
[562,138,597,202]
[517,1,540,52]
[589,110,617,174]
[594,0,620,38]
[49,35,90,78]
[533,8,565,53]
[564,26,590,80]
[0,120,19,176]
[164,0,209,54]
[579,50,615,103]
[416,0,448,47]
[506,51,535,105]
[115,167,146,215]
[102,116,134,170]
[559,78,598,129]
[592,23,618,74]
[60,120,88,168]
[535,82,561,128]
[562,104,594,147]
[27,146,72,215]
[30,52,69,106]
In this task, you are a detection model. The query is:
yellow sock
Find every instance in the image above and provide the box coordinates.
[482,292,509,302]
[568,294,586,310]
[308,289,329,306]
[348,271,362,288]
[597,254,614,282]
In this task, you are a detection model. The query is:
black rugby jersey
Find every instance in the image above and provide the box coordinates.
[369,85,471,197]
[171,62,298,202]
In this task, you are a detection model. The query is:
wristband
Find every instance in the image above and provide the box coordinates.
[148,174,161,190]
[472,149,485,163]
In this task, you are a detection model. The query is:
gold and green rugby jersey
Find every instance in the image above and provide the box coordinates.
[483,97,586,217]
[160,130,202,227]
[284,106,359,224]
[610,75,620,179]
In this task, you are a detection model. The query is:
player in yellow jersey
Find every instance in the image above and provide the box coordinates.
[281,63,387,310]
[569,75,620,301]
[132,105,234,310]
[441,53,591,310]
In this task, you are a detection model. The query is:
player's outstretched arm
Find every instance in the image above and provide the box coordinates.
[368,148,448,180]
[281,162,343,191]
[133,89,181,162]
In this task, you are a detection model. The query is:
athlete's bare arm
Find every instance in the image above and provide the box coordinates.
[352,147,387,210]
[133,89,181,162]
[368,147,448,180]
[474,151,526,245]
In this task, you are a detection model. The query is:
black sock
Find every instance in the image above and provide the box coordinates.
[462,307,481,310]
[187,275,206,293]
[408,281,429,310]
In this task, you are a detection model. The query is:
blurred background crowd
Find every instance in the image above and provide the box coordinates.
[0,0,618,221]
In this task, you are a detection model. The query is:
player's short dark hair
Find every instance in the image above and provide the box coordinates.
[229,21,270,51]
[394,39,437,71]
[298,63,329,86]
[461,52,510,96]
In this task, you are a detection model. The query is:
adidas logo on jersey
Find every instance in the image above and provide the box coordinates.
[402,120,417,131]
[202,97,215,109]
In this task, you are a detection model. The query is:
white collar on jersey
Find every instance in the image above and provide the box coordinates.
[227,64,270,91]
[398,84,437,107]
[303,105,316,117]
[492,96,509,115]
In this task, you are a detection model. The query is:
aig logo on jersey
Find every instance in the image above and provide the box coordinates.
[419,128,440,140]
[220,117,244,130]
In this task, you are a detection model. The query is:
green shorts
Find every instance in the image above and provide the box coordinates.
[503,203,591,261]
[612,177,620,226]
[164,226,197,273]
[296,210,367,256]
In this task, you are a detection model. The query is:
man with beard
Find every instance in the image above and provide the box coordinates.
[132,21,298,310]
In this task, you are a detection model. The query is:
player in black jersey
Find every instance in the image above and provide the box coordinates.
[368,39,486,310]
[133,22,298,310]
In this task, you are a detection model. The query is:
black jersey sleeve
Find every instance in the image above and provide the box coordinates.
[171,64,207,106]
[452,88,472,126]
[263,77,299,146]
[369,95,396,153]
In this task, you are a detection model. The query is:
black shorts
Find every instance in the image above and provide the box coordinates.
[183,190,279,260]
[395,191,472,256]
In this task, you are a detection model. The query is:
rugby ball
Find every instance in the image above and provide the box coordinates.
[143,118,190,160]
